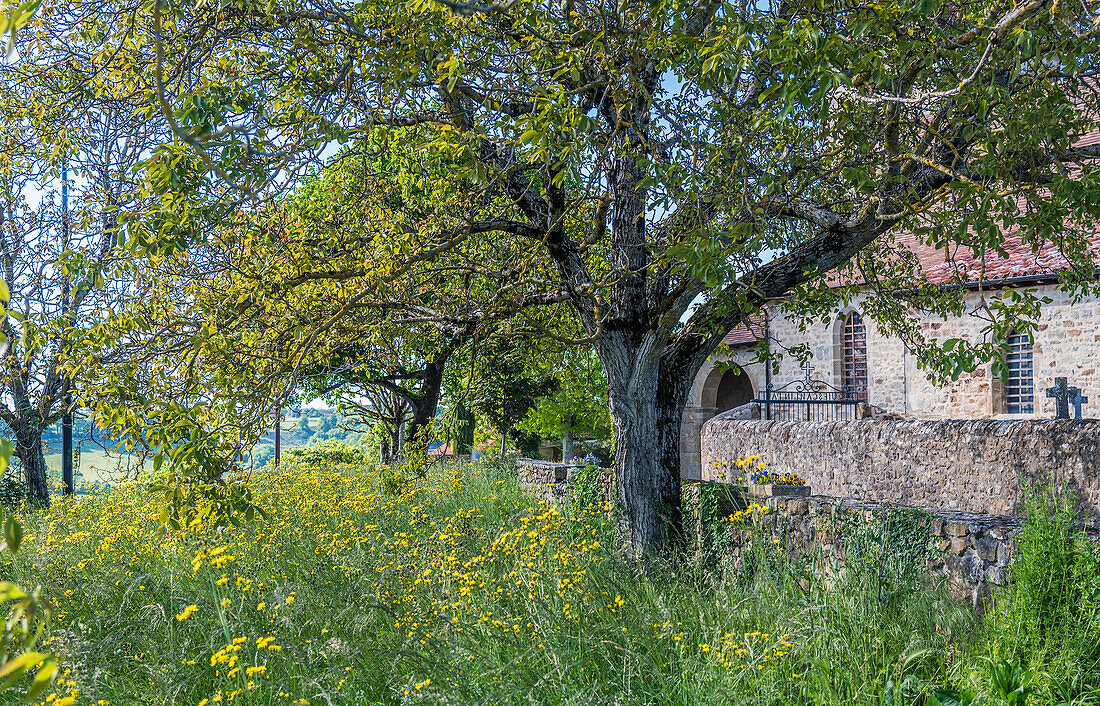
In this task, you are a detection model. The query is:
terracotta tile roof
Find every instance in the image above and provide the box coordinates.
[916,229,1100,285]
[722,316,766,346]
[722,226,1099,344]
[723,114,1100,341]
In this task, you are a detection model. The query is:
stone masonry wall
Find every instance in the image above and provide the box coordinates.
[516,458,615,507]
[701,418,1100,520]
[691,485,1020,609]
[692,284,1100,421]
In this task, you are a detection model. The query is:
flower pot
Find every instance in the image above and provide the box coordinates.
[749,484,810,497]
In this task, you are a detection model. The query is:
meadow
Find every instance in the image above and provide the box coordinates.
[1,451,1098,705]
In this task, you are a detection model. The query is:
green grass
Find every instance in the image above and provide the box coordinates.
[1,458,1097,705]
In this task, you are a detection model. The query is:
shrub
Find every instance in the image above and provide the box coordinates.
[978,486,1100,697]
[837,507,936,604]
[0,465,24,510]
[567,454,608,511]
[284,439,367,466]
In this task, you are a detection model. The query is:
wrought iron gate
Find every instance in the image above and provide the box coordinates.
[753,370,861,421]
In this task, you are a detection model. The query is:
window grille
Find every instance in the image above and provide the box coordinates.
[1005,332,1034,414]
[842,312,869,403]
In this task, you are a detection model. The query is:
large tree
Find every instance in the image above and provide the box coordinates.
[31,0,1100,549]
[0,60,153,502]
[515,345,612,461]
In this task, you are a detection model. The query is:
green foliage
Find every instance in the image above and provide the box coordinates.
[470,453,518,479]
[837,507,936,604]
[18,459,1100,705]
[978,486,1100,698]
[0,441,56,702]
[451,400,475,455]
[566,456,608,512]
[30,0,1100,554]
[472,341,558,442]
[685,482,745,569]
[148,474,267,533]
[515,347,612,448]
[0,469,22,512]
[284,439,368,467]
[249,444,274,468]
[0,459,979,705]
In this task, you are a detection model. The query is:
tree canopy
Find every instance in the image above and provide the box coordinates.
[16,0,1100,549]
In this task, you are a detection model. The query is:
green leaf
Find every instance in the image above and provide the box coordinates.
[4,517,23,554]
[0,439,12,475]
[0,581,27,601]
[0,650,44,680]
[24,659,56,702]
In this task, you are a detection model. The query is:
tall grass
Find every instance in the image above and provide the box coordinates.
[0,456,1094,704]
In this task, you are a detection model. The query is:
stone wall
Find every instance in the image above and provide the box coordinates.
[516,458,615,507]
[701,418,1100,520]
[691,486,1020,609]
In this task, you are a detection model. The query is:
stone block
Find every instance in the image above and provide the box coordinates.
[945,522,969,538]
[788,499,809,515]
[949,538,968,555]
[929,519,945,537]
[751,484,811,497]
[976,535,999,562]
[945,553,984,584]
[985,565,1007,585]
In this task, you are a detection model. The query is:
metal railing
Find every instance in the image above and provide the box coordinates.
[753,374,861,422]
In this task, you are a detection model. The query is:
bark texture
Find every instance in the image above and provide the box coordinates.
[13,425,48,505]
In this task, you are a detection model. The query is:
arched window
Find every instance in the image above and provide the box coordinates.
[1005,331,1034,414]
[842,312,869,402]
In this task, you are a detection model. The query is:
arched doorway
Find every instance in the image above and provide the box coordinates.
[680,363,756,480]
[715,367,755,413]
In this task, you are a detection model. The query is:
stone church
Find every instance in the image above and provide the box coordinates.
[682,229,1100,480]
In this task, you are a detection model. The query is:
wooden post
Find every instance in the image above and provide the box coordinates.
[62,406,72,496]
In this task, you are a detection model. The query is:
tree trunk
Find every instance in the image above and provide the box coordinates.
[654,356,703,549]
[598,331,705,556]
[13,426,48,505]
[498,428,508,457]
[404,404,434,455]
[599,333,668,556]
[403,350,448,455]
[562,427,574,463]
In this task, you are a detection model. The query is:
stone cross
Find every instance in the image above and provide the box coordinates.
[800,362,815,381]
[1046,377,1085,419]
[1072,389,1089,420]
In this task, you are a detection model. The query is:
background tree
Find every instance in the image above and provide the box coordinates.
[515,346,612,462]
[470,337,559,456]
[299,319,467,463]
[0,63,152,502]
